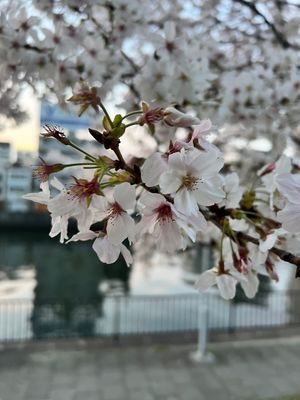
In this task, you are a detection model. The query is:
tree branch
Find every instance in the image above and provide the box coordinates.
[203,209,300,277]
[233,0,291,48]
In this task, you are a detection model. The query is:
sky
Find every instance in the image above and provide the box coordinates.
[0,88,40,153]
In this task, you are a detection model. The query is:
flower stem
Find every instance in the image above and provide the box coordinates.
[99,101,114,128]
[68,142,96,161]
[63,162,96,168]
[124,121,139,128]
[121,110,143,121]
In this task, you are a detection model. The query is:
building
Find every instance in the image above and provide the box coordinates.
[39,102,97,187]
[0,142,14,166]
[17,151,36,167]
[0,168,6,208]
[5,164,32,212]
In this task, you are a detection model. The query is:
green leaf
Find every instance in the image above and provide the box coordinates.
[78,104,88,117]
[102,116,111,131]
[113,114,123,127]
[141,101,149,112]
[148,123,155,135]
[111,124,126,138]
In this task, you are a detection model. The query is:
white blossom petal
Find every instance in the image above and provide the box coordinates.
[141,152,167,187]
[92,236,120,264]
[120,244,133,266]
[159,170,182,194]
[114,182,136,211]
[216,274,236,300]
[195,269,217,292]
[107,212,135,245]
[241,272,259,298]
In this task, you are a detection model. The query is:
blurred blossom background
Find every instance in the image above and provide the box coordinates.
[0,1,300,399]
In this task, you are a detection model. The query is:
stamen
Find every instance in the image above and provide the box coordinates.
[69,178,100,200]
[182,175,198,190]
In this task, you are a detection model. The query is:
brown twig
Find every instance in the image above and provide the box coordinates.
[233,0,291,48]
[202,208,300,277]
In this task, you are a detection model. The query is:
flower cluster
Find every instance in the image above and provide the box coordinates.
[1,0,299,170]
[24,96,300,300]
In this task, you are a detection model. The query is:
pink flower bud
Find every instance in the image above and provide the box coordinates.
[33,163,64,182]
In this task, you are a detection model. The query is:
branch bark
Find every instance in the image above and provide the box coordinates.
[203,209,300,277]
[233,0,291,48]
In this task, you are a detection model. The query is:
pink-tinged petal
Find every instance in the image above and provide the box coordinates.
[136,214,158,236]
[276,155,292,174]
[23,181,50,204]
[194,178,225,206]
[120,245,133,266]
[188,211,208,232]
[241,272,259,298]
[189,150,224,177]
[174,187,199,216]
[216,274,236,300]
[276,173,300,204]
[123,213,136,243]
[91,195,109,213]
[159,170,182,194]
[114,182,136,211]
[193,119,212,138]
[141,152,167,187]
[277,205,300,233]
[49,215,69,243]
[164,107,200,127]
[167,151,186,172]
[92,236,120,264]
[139,191,165,211]
[23,190,49,205]
[154,219,182,252]
[77,208,95,232]
[195,270,217,292]
[50,177,65,191]
[67,230,98,243]
[48,194,78,217]
[107,212,135,245]
[40,181,50,196]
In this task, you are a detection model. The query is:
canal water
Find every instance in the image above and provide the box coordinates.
[0,231,298,341]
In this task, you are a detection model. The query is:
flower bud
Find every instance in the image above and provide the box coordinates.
[33,163,64,182]
[42,124,70,145]
[163,107,200,127]
[68,81,101,116]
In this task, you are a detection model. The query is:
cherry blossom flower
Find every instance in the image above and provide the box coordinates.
[195,255,260,300]
[137,191,206,252]
[47,177,100,234]
[67,231,133,266]
[92,182,136,245]
[219,173,243,209]
[159,148,224,216]
[23,180,71,243]
[195,267,237,300]
[138,191,207,250]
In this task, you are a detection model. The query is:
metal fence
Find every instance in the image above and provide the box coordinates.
[0,290,300,343]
